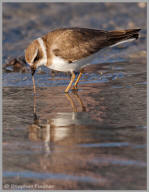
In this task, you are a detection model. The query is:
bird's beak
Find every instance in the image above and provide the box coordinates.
[31,66,36,76]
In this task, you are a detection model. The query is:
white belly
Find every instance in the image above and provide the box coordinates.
[49,56,81,72]
[49,51,101,72]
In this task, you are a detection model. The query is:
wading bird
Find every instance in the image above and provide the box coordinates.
[25,27,141,93]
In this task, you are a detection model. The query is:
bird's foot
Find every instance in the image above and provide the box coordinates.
[72,86,78,93]
[72,85,77,89]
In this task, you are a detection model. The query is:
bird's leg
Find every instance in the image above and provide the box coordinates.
[72,69,84,90]
[65,71,76,93]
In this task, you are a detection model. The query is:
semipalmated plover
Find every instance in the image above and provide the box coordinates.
[25,27,141,92]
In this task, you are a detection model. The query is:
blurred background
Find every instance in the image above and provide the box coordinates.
[3,2,146,62]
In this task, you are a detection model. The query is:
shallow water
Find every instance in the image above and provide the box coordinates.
[3,59,147,189]
[3,2,147,190]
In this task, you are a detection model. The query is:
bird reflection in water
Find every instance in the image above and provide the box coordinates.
[28,91,94,155]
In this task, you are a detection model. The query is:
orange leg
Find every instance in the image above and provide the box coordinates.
[65,72,76,93]
[72,71,83,90]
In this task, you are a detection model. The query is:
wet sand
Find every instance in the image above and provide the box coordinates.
[3,2,147,190]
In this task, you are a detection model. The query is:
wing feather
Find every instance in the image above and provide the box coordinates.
[45,27,141,62]
[51,28,108,62]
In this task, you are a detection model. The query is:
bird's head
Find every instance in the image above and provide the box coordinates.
[25,38,47,76]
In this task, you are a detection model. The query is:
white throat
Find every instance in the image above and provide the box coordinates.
[37,37,47,67]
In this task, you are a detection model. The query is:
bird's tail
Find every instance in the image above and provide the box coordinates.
[108,28,141,47]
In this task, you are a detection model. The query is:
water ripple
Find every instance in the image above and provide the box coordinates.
[3,171,103,184]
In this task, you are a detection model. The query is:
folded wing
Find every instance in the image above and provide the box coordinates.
[51,28,141,62]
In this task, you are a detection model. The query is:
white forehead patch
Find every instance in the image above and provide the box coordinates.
[37,37,47,67]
